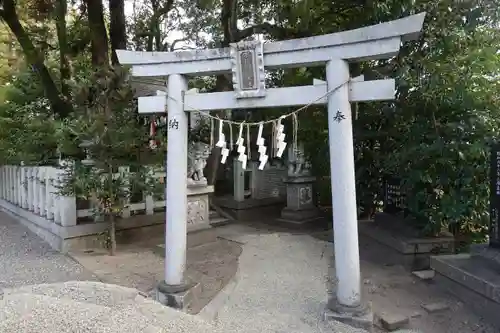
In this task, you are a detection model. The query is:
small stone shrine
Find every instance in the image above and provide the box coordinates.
[277,143,321,227]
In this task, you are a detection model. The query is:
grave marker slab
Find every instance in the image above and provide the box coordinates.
[383,175,406,215]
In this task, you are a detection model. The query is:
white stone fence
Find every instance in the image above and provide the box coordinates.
[0,164,167,227]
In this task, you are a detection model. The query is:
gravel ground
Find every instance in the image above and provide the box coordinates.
[0,211,492,333]
[0,213,369,333]
[214,224,368,333]
[0,212,98,290]
[214,223,495,333]
[0,282,222,333]
[69,238,242,314]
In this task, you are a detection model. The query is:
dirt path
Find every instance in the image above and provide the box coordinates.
[69,238,242,314]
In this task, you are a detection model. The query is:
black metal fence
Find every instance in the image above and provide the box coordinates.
[490,144,500,248]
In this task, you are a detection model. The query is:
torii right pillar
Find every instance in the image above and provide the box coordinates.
[322,15,427,330]
[324,59,371,329]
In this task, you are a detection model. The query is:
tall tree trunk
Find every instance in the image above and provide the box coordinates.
[55,0,71,98]
[146,0,174,51]
[86,0,109,66]
[205,0,239,186]
[108,164,117,255]
[0,0,73,118]
[109,0,127,64]
[204,0,308,186]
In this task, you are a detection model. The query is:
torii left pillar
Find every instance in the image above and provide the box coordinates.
[155,74,198,309]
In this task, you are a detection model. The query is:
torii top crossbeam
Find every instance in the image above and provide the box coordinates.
[117,13,425,113]
[117,13,425,77]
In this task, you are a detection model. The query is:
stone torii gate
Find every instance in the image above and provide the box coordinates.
[117,12,425,328]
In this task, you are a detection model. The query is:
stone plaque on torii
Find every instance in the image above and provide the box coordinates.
[116,12,426,328]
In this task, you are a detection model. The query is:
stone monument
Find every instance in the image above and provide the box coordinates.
[277,143,321,227]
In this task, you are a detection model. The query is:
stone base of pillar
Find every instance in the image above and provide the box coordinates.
[276,175,321,228]
[155,279,201,310]
[323,298,373,332]
[276,209,322,228]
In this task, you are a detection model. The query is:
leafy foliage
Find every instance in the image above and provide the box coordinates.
[56,66,165,253]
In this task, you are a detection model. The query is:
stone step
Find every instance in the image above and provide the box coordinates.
[210,216,231,227]
[411,269,435,281]
[430,253,500,328]
[209,210,231,226]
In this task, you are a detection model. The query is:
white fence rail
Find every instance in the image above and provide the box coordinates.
[0,165,166,226]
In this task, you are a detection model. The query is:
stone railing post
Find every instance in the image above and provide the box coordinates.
[2,166,6,200]
[7,165,13,202]
[20,163,28,209]
[45,167,55,220]
[38,167,47,216]
[15,165,21,206]
[57,161,77,227]
[118,166,131,218]
[6,165,10,201]
[144,166,155,215]
[32,167,39,212]
[26,167,33,211]
[0,166,4,200]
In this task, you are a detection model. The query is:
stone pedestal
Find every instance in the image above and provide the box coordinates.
[277,176,321,227]
[187,184,216,247]
[155,279,201,310]
[324,298,373,332]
